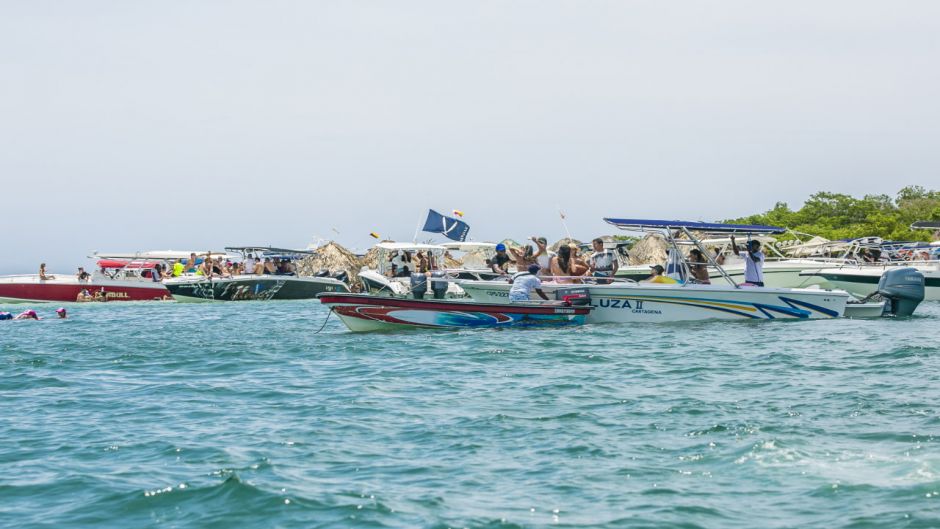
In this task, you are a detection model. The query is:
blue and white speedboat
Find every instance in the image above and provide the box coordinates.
[459,219,852,322]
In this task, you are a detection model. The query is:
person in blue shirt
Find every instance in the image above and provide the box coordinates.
[508,264,549,302]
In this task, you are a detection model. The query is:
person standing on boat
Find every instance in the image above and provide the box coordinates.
[172,259,185,277]
[730,235,765,287]
[186,253,199,273]
[532,236,552,275]
[510,244,536,273]
[589,238,618,284]
[509,264,549,302]
[487,244,512,274]
[76,267,91,282]
[688,249,711,284]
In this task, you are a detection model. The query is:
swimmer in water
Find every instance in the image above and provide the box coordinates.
[56,308,67,319]
[14,310,40,320]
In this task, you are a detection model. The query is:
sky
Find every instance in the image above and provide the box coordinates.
[2,1,939,273]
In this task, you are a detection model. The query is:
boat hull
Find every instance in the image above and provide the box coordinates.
[805,265,940,301]
[0,275,169,303]
[457,280,848,322]
[165,275,349,302]
[318,293,590,332]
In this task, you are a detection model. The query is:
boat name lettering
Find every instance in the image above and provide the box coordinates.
[106,292,129,299]
[486,291,509,297]
[595,298,634,309]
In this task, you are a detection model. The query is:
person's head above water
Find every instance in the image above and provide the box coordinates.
[56,308,67,318]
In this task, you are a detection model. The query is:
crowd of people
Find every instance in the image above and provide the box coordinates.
[155,252,299,280]
[385,250,439,277]
[487,237,621,283]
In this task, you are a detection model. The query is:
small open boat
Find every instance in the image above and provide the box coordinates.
[317,293,592,332]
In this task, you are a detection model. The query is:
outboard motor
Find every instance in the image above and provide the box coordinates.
[554,287,591,306]
[878,268,925,317]
[410,273,428,299]
[331,270,349,283]
[430,271,449,299]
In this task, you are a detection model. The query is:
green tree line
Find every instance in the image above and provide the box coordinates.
[726,186,940,241]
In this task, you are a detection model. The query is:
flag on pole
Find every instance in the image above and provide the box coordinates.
[370,232,381,239]
[452,209,465,218]
[422,209,470,242]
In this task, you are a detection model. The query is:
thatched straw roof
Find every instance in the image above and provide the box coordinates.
[296,241,364,285]
[627,234,668,265]
[550,238,583,252]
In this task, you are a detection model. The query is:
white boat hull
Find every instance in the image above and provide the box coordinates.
[803,264,940,301]
[457,280,848,322]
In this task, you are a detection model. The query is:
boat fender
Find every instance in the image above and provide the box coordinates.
[877,268,925,317]
[410,273,428,299]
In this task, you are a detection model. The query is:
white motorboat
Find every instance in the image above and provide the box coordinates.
[459,219,860,323]
[800,261,940,301]
[357,242,467,298]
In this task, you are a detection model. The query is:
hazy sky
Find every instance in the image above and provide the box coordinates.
[2,1,938,272]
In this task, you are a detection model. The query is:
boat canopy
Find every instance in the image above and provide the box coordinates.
[92,250,234,260]
[375,242,447,251]
[96,259,161,269]
[912,221,940,230]
[603,218,786,234]
[441,242,497,252]
[225,246,317,256]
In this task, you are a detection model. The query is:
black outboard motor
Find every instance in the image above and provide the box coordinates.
[878,268,925,317]
[430,272,449,299]
[410,273,428,299]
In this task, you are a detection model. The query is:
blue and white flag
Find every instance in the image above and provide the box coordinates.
[422,209,470,242]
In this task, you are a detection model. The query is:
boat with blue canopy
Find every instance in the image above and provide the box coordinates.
[459,218,859,322]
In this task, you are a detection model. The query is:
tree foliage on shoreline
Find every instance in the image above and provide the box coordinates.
[726,186,940,241]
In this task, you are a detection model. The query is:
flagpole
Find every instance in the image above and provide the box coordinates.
[413,210,425,243]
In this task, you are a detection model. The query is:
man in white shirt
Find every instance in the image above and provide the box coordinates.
[589,238,618,284]
[509,264,550,302]
[730,235,765,286]
[244,254,256,274]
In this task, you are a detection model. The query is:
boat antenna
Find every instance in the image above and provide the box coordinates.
[558,208,572,240]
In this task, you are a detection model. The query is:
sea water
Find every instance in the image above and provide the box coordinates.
[2,300,939,528]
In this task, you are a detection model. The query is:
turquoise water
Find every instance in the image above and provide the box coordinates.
[2,300,940,529]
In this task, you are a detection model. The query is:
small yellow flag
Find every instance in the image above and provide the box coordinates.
[452,209,465,218]
[370,232,380,239]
